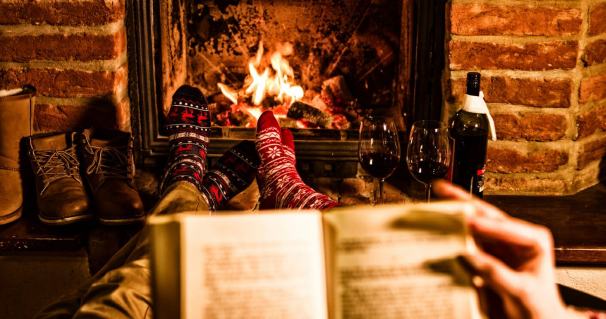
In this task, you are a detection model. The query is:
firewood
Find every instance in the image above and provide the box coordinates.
[287,101,332,128]
[321,75,353,109]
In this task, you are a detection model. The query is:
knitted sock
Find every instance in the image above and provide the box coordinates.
[201,140,260,210]
[160,85,211,194]
[281,128,296,165]
[256,111,338,210]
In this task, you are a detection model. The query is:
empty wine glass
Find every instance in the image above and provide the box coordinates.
[358,116,401,204]
[406,120,450,202]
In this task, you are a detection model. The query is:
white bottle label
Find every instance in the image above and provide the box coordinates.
[461,91,497,141]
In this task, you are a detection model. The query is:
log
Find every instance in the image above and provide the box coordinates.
[287,101,332,128]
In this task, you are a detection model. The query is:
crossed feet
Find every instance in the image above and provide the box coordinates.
[160,85,337,211]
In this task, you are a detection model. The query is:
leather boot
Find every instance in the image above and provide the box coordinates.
[78,128,145,225]
[0,86,35,225]
[28,132,92,225]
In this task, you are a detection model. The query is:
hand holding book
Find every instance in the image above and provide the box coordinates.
[433,181,573,319]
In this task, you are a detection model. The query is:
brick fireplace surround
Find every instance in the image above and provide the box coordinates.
[1,0,605,196]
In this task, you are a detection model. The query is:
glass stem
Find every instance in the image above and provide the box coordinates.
[378,178,385,204]
[425,183,432,203]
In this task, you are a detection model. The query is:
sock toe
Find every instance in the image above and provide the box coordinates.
[281,128,295,152]
[201,140,261,210]
[166,85,211,131]
[257,111,281,134]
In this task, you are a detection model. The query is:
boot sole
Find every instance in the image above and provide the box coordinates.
[0,206,22,225]
[98,215,146,226]
[39,214,94,226]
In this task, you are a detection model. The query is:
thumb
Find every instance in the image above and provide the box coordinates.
[463,251,521,297]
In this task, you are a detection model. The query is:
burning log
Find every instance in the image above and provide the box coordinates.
[321,76,353,110]
[278,117,297,128]
[287,101,332,128]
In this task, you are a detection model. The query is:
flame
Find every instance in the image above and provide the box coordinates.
[217,83,238,105]
[217,41,304,121]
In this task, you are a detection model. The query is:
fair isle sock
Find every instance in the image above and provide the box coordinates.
[256,111,338,210]
[281,128,296,165]
[160,85,211,194]
[201,141,260,210]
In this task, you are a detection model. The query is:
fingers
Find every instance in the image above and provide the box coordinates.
[433,180,472,200]
[433,180,506,220]
[462,250,521,296]
[469,214,554,253]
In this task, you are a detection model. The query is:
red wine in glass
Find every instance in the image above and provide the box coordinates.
[360,152,400,180]
[358,117,401,204]
[406,120,451,202]
[408,159,449,184]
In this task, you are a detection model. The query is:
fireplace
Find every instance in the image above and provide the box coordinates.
[126,0,447,176]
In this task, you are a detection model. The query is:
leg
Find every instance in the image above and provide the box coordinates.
[36,87,259,319]
[256,111,338,210]
[36,181,208,319]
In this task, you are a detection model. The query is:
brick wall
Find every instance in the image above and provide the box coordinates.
[0,0,129,132]
[446,0,606,195]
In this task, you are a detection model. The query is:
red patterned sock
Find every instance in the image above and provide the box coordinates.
[281,128,296,165]
[256,111,338,210]
[160,85,210,194]
[201,141,260,210]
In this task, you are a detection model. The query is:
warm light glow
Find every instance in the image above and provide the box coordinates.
[217,83,238,105]
[246,107,263,120]
[217,41,304,109]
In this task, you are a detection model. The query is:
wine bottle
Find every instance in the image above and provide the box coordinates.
[449,72,496,198]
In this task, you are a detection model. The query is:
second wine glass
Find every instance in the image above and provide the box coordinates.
[358,116,401,205]
[406,120,451,202]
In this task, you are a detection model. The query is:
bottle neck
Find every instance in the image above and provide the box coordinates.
[462,93,487,114]
[460,91,498,141]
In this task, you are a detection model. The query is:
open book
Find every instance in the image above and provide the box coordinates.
[149,201,484,319]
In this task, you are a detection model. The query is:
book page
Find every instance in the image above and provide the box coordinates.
[179,212,328,319]
[325,201,482,319]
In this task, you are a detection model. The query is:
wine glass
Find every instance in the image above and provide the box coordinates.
[406,120,451,202]
[358,116,401,205]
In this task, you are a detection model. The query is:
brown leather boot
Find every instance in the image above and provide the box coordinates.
[0,86,35,225]
[28,132,92,225]
[78,129,145,225]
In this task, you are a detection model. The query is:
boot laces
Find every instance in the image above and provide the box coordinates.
[86,144,130,181]
[33,147,81,194]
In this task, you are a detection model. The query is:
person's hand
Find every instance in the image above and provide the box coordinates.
[433,180,574,319]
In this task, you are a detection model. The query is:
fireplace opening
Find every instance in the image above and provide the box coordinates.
[126,0,446,171]
[186,1,402,131]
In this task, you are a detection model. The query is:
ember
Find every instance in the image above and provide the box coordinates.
[215,42,358,129]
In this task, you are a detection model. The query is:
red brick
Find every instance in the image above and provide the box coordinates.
[449,76,571,108]
[449,41,578,70]
[583,39,606,66]
[485,174,570,195]
[0,30,126,62]
[0,67,127,98]
[450,4,581,36]
[0,0,125,26]
[589,2,606,36]
[35,102,119,132]
[580,75,606,104]
[487,144,568,173]
[577,135,606,169]
[493,112,567,141]
[577,104,606,138]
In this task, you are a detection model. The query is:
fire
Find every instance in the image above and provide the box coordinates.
[218,42,304,120]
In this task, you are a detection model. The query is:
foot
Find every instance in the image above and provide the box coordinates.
[201,140,260,210]
[160,85,211,194]
[255,111,338,210]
